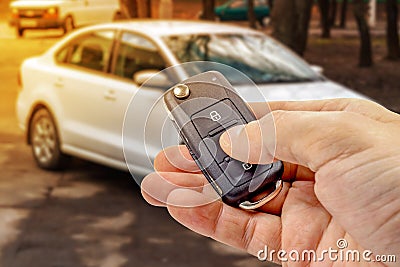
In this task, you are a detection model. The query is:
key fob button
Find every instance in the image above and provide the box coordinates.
[220,159,253,186]
[205,132,229,164]
[220,160,274,187]
[191,99,244,138]
[197,138,216,169]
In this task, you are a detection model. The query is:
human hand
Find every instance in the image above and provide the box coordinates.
[141,99,400,266]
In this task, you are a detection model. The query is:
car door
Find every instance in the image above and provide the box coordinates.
[108,31,177,171]
[53,30,122,160]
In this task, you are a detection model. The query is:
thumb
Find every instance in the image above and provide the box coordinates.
[220,110,370,172]
[219,113,276,165]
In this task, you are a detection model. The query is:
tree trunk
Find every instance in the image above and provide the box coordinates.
[353,0,373,67]
[248,0,257,29]
[340,0,348,28]
[271,0,313,56]
[144,0,152,17]
[159,0,173,19]
[318,0,331,38]
[329,0,338,27]
[120,0,138,18]
[202,0,215,20]
[386,0,400,60]
[268,0,274,10]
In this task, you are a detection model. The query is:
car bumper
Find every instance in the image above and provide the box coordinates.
[12,18,63,29]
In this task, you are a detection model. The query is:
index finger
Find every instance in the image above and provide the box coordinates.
[155,145,314,181]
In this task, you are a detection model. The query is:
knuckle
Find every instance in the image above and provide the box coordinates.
[309,112,372,170]
[271,110,287,126]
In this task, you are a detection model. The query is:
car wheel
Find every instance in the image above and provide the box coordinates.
[17,27,24,38]
[30,109,69,170]
[63,16,74,34]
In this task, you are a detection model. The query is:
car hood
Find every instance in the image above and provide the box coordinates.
[235,80,368,102]
[10,0,63,8]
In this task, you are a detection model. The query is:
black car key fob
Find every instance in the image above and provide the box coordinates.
[163,71,283,210]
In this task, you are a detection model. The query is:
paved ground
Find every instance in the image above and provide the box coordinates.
[0,21,273,267]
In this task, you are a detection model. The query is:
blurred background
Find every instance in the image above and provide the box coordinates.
[0,0,399,266]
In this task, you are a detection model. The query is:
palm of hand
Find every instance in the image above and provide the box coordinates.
[278,179,382,266]
[142,151,383,266]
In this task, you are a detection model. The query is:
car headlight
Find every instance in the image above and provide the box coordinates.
[11,8,19,18]
[47,7,57,15]
[44,7,58,18]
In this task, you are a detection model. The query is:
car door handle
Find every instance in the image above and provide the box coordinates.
[54,77,64,88]
[104,90,116,101]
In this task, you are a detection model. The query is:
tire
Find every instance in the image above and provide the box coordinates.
[17,27,24,38]
[29,109,69,170]
[63,16,74,34]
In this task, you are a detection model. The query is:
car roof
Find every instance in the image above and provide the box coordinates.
[85,20,261,37]
[45,20,266,59]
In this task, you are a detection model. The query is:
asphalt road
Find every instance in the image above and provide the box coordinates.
[0,23,275,267]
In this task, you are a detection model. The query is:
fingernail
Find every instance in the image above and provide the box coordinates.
[219,125,244,150]
[219,132,231,150]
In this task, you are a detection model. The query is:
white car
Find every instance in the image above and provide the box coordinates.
[9,0,120,37]
[16,21,366,173]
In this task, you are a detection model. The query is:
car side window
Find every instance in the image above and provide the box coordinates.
[255,0,267,7]
[55,30,115,72]
[229,0,245,8]
[113,32,166,80]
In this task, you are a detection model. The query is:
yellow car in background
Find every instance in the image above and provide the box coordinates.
[9,0,120,37]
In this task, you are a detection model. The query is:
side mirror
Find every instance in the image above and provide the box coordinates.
[133,70,169,88]
[310,65,324,75]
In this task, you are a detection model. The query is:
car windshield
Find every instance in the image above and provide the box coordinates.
[163,34,321,84]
